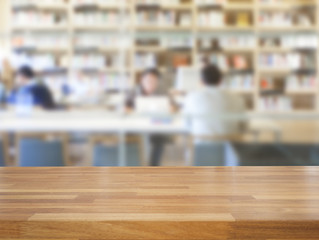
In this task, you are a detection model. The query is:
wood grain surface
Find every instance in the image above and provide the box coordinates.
[0,167,318,240]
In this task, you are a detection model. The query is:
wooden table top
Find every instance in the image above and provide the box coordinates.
[1,167,319,240]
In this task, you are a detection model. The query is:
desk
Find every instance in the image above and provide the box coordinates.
[0,167,318,239]
[0,111,188,166]
[2,111,319,165]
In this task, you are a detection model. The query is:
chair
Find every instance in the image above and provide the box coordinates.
[90,135,142,167]
[17,133,69,167]
[191,136,241,167]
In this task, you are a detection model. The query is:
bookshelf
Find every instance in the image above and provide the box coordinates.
[2,0,319,113]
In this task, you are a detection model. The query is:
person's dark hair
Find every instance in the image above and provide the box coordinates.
[17,65,35,79]
[142,68,161,79]
[201,64,222,86]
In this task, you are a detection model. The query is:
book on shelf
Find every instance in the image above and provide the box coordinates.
[232,55,248,70]
[236,13,250,27]
[259,96,292,112]
[286,75,316,91]
[173,55,190,67]
[224,74,253,91]
[196,0,227,7]
[259,53,315,70]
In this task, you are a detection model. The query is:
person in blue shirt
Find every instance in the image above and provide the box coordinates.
[8,66,55,110]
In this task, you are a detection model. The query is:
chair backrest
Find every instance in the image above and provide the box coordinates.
[93,143,141,167]
[19,138,65,167]
[91,136,142,167]
[191,135,241,167]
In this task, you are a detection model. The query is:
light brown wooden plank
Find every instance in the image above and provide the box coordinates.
[0,167,318,239]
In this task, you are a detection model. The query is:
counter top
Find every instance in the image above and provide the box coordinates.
[0,167,319,239]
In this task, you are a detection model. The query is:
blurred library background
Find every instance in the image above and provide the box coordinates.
[1,0,319,167]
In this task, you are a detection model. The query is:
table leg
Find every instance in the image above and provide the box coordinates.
[184,134,192,166]
[118,131,126,167]
[142,134,150,166]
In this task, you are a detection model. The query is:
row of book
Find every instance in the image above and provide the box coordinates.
[259,53,315,70]
[286,75,317,91]
[199,35,255,49]
[134,53,157,70]
[259,0,309,4]
[8,53,68,71]
[222,74,254,91]
[12,53,129,71]
[260,75,316,91]
[22,54,68,71]
[195,0,227,6]
[136,11,192,27]
[11,0,65,7]
[161,36,193,48]
[198,11,251,27]
[11,33,192,50]
[43,73,130,103]
[72,54,127,69]
[75,34,131,49]
[12,34,69,49]
[134,53,191,69]
[74,12,128,26]
[74,0,129,7]
[258,96,292,111]
[197,53,251,71]
[12,11,67,27]
[259,11,314,27]
[136,0,184,6]
[261,35,317,49]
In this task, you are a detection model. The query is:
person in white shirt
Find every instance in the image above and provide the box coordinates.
[183,64,246,139]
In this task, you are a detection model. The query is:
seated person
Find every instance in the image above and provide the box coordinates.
[183,64,246,139]
[8,66,55,110]
[125,68,174,166]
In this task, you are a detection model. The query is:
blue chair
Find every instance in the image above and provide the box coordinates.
[234,143,319,166]
[92,137,141,167]
[193,141,239,166]
[18,138,65,167]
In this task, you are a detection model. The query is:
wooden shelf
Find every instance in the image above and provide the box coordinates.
[11,25,68,31]
[12,3,67,11]
[73,25,121,31]
[286,90,318,95]
[258,26,317,31]
[161,4,192,10]
[74,4,130,11]
[258,2,316,10]
[227,89,254,94]
[135,26,192,31]
[197,26,254,31]
[4,0,319,114]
